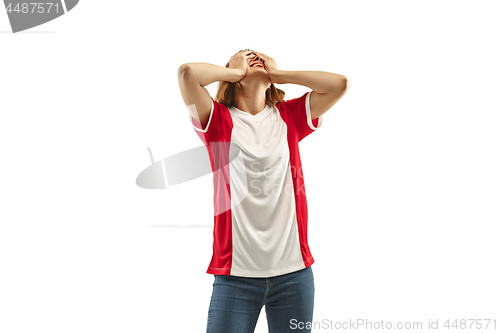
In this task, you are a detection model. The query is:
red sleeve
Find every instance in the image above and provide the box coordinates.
[188,97,227,146]
[281,91,323,142]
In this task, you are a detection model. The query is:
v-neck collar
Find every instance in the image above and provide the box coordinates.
[230,104,272,120]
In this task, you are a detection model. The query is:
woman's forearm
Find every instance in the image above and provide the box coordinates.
[178,62,244,86]
[271,70,348,94]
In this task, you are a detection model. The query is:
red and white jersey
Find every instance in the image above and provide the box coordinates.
[189,91,323,277]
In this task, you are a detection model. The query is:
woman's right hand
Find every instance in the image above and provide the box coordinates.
[227,50,256,82]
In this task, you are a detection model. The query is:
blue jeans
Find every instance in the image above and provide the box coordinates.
[206,266,315,333]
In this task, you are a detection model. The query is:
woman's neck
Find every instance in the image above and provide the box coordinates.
[234,83,268,115]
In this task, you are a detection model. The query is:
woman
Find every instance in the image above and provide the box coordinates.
[177,50,349,333]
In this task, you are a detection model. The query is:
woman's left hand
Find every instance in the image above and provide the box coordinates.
[253,52,281,83]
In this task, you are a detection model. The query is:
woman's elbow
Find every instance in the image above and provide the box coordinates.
[177,63,193,80]
[344,76,350,91]
[326,75,349,93]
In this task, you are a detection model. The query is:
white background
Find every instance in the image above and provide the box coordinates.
[1,1,499,332]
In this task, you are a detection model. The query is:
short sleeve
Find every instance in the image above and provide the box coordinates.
[281,91,323,142]
[188,98,230,146]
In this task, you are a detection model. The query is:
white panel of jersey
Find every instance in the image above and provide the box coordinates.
[228,103,305,277]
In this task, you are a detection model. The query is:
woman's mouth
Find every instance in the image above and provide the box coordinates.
[250,63,264,68]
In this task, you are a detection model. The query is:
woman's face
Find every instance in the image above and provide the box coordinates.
[240,51,271,86]
[227,50,268,76]
[247,53,266,72]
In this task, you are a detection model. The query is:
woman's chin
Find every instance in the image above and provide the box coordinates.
[246,69,269,79]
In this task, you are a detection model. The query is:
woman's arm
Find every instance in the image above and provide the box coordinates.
[255,52,350,120]
[177,51,255,129]
[178,63,245,87]
[177,63,243,129]
[273,70,349,120]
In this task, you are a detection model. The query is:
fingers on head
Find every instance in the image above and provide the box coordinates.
[248,52,264,62]
[259,52,273,61]
[238,49,252,56]
[228,49,264,66]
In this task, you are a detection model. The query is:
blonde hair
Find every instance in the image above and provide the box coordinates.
[215,59,286,108]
